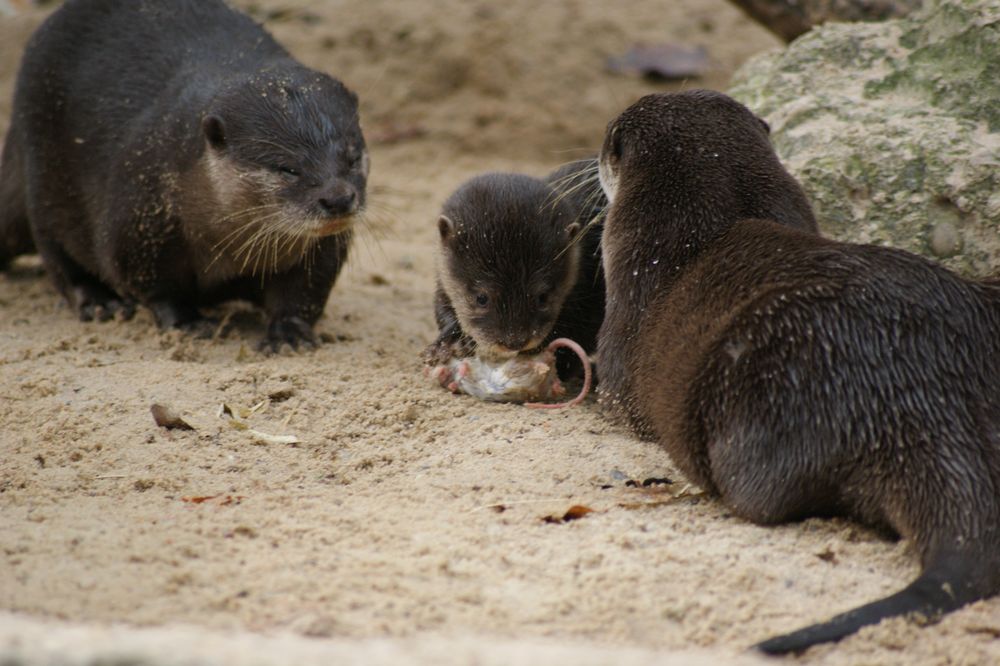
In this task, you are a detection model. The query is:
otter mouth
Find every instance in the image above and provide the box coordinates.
[311,215,354,237]
[480,340,548,361]
[478,346,520,362]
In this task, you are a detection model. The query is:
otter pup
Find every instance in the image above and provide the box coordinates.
[0,0,368,350]
[425,159,606,375]
[597,89,1000,653]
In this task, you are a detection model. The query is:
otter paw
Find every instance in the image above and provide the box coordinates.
[72,284,136,322]
[149,300,202,330]
[422,340,453,366]
[260,316,318,353]
[422,336,475,366]
[179,318,221,340]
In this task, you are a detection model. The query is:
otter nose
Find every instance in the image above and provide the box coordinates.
[318,190,357,217]
[500,336,530,352]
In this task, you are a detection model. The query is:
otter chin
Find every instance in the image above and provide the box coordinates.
[313,216,355,238]
[0,0,369,351]
[477,336,548,362]
[597,89,1000,654]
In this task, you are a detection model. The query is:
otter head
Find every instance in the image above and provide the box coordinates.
[437,173,583,360]
[201,65,368,268]
[598,90,813,286]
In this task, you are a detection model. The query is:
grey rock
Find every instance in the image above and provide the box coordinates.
[729,0,1000,277]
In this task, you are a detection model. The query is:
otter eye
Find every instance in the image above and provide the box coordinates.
[275,166,300,178]
[475,293,489,308]
[537,292,549,308]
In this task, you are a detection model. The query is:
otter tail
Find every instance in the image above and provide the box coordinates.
[0,130,34,269]
[756,550,998,655]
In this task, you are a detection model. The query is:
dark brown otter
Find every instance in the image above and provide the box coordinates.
[0,0,368,351]
[597,89,1000,653]
[425,159,606,376]
[597,92,817,436]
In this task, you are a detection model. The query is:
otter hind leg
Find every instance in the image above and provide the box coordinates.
[706,424,845,525]
[30,226,133,322]
[0,132,34,268]
[755,549,998,654]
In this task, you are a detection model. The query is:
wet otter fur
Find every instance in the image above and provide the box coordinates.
[425,158,605,375]
[0,0,368,350]
[597,89,1000,653]
[597,92,817,436]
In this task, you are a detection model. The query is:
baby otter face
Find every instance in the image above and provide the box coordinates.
[441,253,575,360]
[203,69,368,252]
[438,174,582,360]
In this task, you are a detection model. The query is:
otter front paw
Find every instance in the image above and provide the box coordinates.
[149,300,201,330]
[148,300,218,338]
[422,335,475,366]
[260,316,318,353]
[71,284,136,322]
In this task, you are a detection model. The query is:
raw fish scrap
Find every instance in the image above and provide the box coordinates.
[426,338,592,408]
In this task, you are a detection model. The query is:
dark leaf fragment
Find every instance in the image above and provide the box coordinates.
[151,404,194,431]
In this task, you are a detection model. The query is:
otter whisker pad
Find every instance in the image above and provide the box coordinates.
[425,338,592,408]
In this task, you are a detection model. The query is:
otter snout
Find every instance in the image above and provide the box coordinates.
[495,331,547,355]
[499,337,530,353]
[316,185,359,217]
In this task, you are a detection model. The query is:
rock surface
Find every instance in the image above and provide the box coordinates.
[730,0,1000,277]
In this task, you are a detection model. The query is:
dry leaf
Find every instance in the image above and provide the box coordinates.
[151,404,194,431]
[816,548,838,563]
[181,494,245,505]
[181,495,218,504]
[248,429,300,445]
[543,504,595,523]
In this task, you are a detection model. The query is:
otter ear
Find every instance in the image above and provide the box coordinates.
[438,215,456,242]
[203,115,227,150]
[608,124,623,160]
[565,222,581,240]
[757,116,771,135]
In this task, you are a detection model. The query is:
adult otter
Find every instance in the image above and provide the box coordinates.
[597,94,817,437]
[597,89,1000,653]
[424,159,606,375]
[0,0,368,350]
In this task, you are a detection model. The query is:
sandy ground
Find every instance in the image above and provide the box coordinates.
[1,1,998,665]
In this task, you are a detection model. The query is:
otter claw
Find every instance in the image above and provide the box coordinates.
[260,316,318,354]
[72,285,136,323]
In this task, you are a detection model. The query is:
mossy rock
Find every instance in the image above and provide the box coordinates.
[730,0,1000,277]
